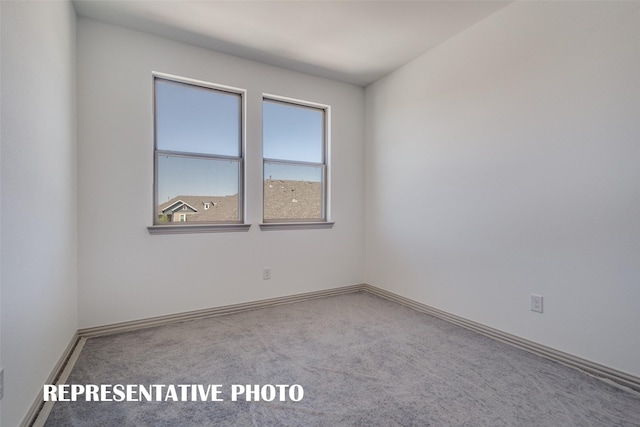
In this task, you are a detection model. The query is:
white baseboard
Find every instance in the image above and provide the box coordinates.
[362,284,640,393]
[20,332,82,427]
[25,284,366,426]
[77,284,367,338]
[31,338,87,427]
[26,282,640,426]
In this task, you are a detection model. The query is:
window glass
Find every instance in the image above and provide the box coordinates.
[264,162,324,220]
[156,79,240,157]
[263,100,323,163]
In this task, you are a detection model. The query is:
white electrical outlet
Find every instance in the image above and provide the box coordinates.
[263,268,271,280]
[530,294,543,313]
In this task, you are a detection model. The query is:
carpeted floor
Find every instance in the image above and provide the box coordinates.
[45,291,640,426]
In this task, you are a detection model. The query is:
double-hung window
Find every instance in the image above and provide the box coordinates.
[153,75,244,226]
[262,97,328,223]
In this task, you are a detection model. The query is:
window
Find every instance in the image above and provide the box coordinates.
[263,98,327,223]
[153,75,244,226]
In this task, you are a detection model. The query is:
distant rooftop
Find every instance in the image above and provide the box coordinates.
[157,179,322,223]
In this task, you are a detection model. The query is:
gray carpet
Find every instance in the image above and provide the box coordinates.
[45,291,640,426]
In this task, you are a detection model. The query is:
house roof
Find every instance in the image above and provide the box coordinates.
[159,194,239,222]
[264,179,322,220]
[157,179,323,222]
[161,200,198,214]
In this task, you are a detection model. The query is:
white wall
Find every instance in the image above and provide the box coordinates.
[365,1,640,377]
[0,2,78,426]
[77,18,365,328]
[0,1,3,423]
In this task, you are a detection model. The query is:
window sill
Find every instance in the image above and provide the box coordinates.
[147,224,251,235]
[259,222,335,231]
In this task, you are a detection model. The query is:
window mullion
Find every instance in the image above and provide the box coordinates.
[263,158,324,168]
[157,150,241,162]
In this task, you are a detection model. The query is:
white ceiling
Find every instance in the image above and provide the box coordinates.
[73,0,512,87]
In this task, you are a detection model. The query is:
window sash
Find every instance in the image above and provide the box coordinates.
[262,96,328,223]
[154,76,242,157]
[263,98,325,164]
[155,153,243,224]
[153,75,244,225]
[263,159,326,222]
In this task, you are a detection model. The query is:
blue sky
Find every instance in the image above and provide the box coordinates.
[156,79,324,202]
[263,99,323,163]
[156,79,240,156]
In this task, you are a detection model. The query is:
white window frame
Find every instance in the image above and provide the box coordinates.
[260,94,334,230]
[148,72,250,235]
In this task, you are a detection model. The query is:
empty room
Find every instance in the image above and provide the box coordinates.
[1,0,639,425]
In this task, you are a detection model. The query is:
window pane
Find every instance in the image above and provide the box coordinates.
[156,79,240,156]
[157,155,240,223]
[264,162,324,221]
[263,100,323,163]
